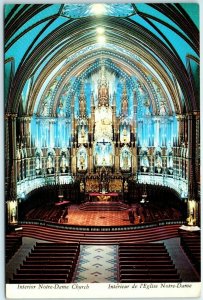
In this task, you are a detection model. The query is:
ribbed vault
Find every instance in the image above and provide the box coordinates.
[5,4,199,116]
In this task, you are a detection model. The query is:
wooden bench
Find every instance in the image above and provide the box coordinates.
[16,269,70,275]
[13,274,69,280]
[120,264,175,269]
[120,278,182,283]
[6,236,22,263]
[120,269,178,275]
[119,254,170,261]
[10,278,67,283]
[21,264,72,269]
[30,248,77,253]
[25,258,75,263]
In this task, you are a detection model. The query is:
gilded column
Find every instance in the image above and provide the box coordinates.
[131,145,137,175]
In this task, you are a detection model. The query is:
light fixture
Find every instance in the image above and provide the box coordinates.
[91,4,106,15]
[97,35,106,44]
[96,27,105,34]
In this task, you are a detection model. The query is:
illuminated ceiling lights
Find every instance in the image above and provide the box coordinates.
[91,4,107,15]
[96,27,105,34]
[96,26,106,45]
[97,35,106,44]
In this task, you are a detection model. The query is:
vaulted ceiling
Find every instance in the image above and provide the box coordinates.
[4,3,199,116]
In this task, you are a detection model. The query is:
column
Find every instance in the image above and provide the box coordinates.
[155,118,160,147]
[131,145,137,175]
[177,115,183,144]
[36,119,39,147]
[5,114,10,185]
[49,119,55,148]
[24,116,31,150]
[187,113,193,199]
[88,147,92,172]
[7,114,18,225]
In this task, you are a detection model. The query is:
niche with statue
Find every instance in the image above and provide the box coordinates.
[140,147,149,172]
[154,147,162,174]
[35,149,42,175]
[77,146,87,171]
[46,149,55,174]
[167,147,173,175]
[60,150,69,173]
[120,146,131,171]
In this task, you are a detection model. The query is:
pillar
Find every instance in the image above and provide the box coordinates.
[7,113,18,225]
[187,113,193,199]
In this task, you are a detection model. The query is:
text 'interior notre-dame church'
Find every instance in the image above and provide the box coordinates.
[5,3,200,293]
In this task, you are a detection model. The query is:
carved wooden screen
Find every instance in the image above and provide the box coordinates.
[109,179,122,192]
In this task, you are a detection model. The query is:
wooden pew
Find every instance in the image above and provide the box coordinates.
[10,278,67,283]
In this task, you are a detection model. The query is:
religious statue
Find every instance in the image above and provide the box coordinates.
[160,101,167,116]
[156,155,162,167]
[141,154,149,172]
[167,152,173,174]
[98,84,108,104]
[58,101,65,117]
[124,180,128,192]
[168,153,173,168]
[81,125,85,138]
[187,215,196,226]
[36,156,40,169]
[155,154,162,173]
[60,154,68,173]
[47,154,53,173]
[78,152,86,170]
[35,155,41,175]
[80,181,84,192]
[102,157,106,166]
[41,100,48,116]
[123,152,129,170]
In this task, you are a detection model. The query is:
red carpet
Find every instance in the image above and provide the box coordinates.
[67,205,131,226]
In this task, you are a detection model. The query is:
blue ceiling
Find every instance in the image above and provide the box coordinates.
[4,4,199,115]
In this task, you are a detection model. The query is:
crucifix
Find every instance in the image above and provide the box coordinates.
[97,139,110,146]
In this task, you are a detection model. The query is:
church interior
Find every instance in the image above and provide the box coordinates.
[5,3,200,286]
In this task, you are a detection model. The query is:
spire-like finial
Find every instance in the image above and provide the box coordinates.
[79,79,86,116]
[121,80,128,115]
[98,63,109,106]
[91,91,95,107]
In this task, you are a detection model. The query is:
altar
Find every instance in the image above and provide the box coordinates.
[88,192,120,202]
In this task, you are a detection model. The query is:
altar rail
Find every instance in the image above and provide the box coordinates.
[18,220,186,232]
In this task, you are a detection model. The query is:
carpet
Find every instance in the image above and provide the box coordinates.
[73,245,118,283]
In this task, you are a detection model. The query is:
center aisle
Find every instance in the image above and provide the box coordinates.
[73,245,118,283]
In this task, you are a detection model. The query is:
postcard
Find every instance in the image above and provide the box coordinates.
[4,1,201,299]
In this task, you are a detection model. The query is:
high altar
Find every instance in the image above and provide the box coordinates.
[72,65,136,195]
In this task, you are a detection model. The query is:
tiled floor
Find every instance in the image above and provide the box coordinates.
[66,205,139,226]
[73,245,118,283]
